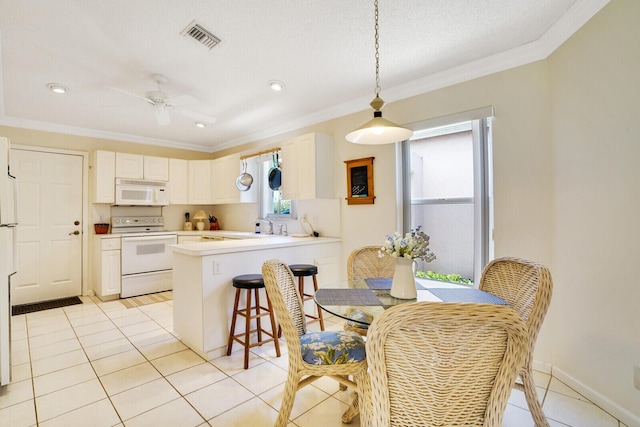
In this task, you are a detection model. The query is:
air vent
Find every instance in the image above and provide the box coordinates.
[181,21,221,50]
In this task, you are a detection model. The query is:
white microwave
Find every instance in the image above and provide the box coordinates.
[115,178,169,206]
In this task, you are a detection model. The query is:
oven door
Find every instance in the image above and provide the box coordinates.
[121,234,177,275]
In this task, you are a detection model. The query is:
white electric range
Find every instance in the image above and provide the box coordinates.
[111,216,177,298]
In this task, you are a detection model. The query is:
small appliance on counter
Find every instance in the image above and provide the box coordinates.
[184,212,192,230]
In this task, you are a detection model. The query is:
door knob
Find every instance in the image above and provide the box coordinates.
[74,220,80,225]
[69,230,80,236]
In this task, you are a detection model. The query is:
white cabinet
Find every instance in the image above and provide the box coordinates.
[169,158,188,204]
[143,156,169,181]
[212,154,241,204]
[188,160,213,204]
[92,150,116,203]
[115,153,144,179]
[116,153,169,181]
[93,237,121,301]
[281,133,334,200]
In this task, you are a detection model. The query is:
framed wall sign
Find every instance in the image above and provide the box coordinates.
[344,157,375,205]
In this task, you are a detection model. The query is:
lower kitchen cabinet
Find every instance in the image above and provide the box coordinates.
[93,236,121,301]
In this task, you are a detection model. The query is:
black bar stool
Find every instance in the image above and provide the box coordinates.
[226,274,281,369]
[288,264,325,330]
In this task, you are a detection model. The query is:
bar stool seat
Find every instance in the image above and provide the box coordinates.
[226,274,281,369]
[288,264,325,330]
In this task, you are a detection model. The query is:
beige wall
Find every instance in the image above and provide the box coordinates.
[1,0,638,422]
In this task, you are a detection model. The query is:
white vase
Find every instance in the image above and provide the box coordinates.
[390,257,417,299]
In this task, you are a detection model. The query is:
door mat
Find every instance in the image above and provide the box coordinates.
[119,291,172,309]
[12,296,83,316]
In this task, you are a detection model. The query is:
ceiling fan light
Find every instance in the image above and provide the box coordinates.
[47,83,68,94]
[346,110,413,145]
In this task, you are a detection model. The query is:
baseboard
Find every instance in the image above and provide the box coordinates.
[551,366,640,427]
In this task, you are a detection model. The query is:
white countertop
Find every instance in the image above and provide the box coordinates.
[170,235,341,257]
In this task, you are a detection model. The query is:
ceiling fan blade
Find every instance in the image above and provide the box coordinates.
[167,94,198,107]
[106,86,152,104]
[172,106,217,124]
[155,108,171,126]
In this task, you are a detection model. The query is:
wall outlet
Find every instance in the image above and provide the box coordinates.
[634,365,640,390]
[213,261,221,275]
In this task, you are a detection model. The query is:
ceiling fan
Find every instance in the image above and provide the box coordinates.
[107,74,217,126]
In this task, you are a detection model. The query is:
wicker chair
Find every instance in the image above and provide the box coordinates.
[362,302,528,427]
[262,259,369,427]
[344,246,396,336]
[478,257,553,427]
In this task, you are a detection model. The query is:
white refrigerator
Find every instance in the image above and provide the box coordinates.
[0,136,18,386]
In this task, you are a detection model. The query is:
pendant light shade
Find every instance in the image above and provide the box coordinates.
[346,97,413,145]
[346,0,413,145]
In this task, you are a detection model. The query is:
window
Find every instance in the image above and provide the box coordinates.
[400,107,494,284]
[258,154,296,219]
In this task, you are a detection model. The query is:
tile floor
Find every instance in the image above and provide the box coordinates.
[0,295,627,427]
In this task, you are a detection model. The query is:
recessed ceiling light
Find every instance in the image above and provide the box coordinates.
[195,122,206,128]
[269,80,285,91]
[46,83,69,94]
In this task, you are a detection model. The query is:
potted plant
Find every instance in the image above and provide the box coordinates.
[209,215,219,230]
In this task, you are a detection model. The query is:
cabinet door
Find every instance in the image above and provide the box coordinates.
[115,153,144,179]
[188,160,212,204]
[101,249,121,296]
[295,134,317,199]
[93,150,115,203]
[169,159,188,204]
[280,137,299,200]
[144,156,169,181]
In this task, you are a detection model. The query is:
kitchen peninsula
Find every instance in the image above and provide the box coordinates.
[169,234,341,360]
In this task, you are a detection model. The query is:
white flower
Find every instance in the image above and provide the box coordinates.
[379,225,436,262]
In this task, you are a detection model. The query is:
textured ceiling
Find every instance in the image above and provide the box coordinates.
[0,0,608,152]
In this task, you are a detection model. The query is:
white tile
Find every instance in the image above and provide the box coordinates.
[31,349,88,377]
[35,378,107,422]
[78,328,125,348]
[547,377,592,402]
[38,397,120,427]
[11,362,32,382]
[30,337,82,362]
[137,337,188,360]
[110,378,180,421]
[210,396,278,426]
[210,349,266,376]
[33,362,97,397]
[543,390,618,427]
[503,403,536,427]
[118,320,162,337]
[11,348,30,365]
[184,378,254,420]
[27,319,72,337]
[83,337,135,362]
[260,378,331,420]
[63,305,103,319]
[125,397,205,427]
[99,362,162,396]
[292,395,355,427]
[127,328,175,348]
[91,348,146,377]
[150,349,206,376]
[73,319,117,337]
[507,385,546,412]
[26,309,66,324]
[165,362,227,395]
[0,398,37,426]
[232,361,287,395]
[109,312,151,328]
[68,311,110,327]
[0,379,34,410]
[28,328,77,349]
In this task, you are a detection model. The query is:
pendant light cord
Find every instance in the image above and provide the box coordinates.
[374,0,381,98]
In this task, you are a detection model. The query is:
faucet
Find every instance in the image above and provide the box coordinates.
[278,223,288,236]
[258,218,274,235]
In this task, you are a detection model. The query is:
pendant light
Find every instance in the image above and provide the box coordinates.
[346,0,413,145]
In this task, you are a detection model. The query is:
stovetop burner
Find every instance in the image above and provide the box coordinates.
[111,216,165,233]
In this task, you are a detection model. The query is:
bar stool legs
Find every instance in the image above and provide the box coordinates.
[288,264,325,331]
[226,274,280,369]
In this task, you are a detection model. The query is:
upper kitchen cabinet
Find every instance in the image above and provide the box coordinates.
[143,156,169,181]
[169,158,188,204]
[115,153,169,181]
[281,133,334,200]
[188,160,213,204]
[92,150,116,203]
[212,154,240,204]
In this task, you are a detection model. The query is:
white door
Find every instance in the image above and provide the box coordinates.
[11,149,83,305]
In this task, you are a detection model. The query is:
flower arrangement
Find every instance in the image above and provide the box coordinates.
[380,225,436,262]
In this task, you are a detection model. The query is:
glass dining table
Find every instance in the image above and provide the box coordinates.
[314,277,508,326]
